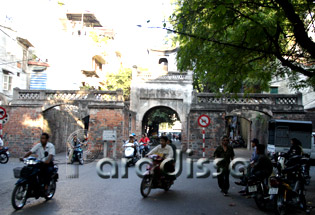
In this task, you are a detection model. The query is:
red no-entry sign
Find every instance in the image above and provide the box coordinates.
[0,107,6,120]
[198,115,211,127]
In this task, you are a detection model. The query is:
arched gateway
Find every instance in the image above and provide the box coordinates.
[1,48,308,158]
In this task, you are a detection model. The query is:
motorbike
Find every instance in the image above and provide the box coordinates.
[0,146,10,164]
[247,175,270,211]
[11,157,59,210]
[269,157,307,215]
[123,141,139,167]
[71,144,84,165]
[140,154,174,198]
[300,154,311,185]
[139,142,150,158]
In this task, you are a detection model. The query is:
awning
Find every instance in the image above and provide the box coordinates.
[66,13,102,27]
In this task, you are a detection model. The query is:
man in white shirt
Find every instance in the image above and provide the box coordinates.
[147,136,174,159]
[20,133,55,192]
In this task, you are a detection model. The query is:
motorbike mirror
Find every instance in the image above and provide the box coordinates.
[44,151,49,157]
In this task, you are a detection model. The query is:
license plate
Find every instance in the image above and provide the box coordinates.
[248,185,257,193]
[269,188,278,195]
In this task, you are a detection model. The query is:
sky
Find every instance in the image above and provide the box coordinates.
[0,0,175,60]
[0,0,176,89]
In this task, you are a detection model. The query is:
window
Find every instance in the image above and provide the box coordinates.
[270,87,278,94]
[3,75,13,91]
[158,58,168,72]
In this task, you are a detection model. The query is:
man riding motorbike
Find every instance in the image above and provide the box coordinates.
[139,133,150,156]
[146,136,174,185]
[251,144,273,181]
[124,134,139,156]
[20,133,55,194]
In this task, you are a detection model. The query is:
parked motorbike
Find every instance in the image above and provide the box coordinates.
[11,157,59,210]
[0,146,10,164]
[247,175,270,211]
[123,142,139,166]
[300,154,311,185]
[71,144,84,165]
[140,154,174,198]
[139,142,150,158]
[269,159,307,214]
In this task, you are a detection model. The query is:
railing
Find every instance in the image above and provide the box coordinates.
[13,88,124,102]
[195,93,302,106]
[135,72,192,81]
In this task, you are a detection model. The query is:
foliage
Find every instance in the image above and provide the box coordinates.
[143,107,179,135]
[101,67,132,100]
[172,0,315,93]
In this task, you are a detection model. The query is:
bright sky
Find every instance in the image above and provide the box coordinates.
[0,0,174,60]
[0,0,175,89]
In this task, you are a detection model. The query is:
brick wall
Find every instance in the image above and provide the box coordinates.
[2,106,44,157]
[88,107,128,158]
[188,111,226,158]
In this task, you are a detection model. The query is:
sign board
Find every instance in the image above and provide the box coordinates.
[0,107,6,120]
[102,130,117,141]
[2,113,9,125]
[198,115,211,128]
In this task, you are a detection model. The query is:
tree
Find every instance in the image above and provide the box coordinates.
[101,67,132,100]
[143,107,179,136]
[172,0,315,93]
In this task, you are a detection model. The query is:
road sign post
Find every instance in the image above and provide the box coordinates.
[0,107,7,138]
[198,115,211,158]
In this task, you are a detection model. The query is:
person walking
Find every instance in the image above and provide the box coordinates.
[214,135,235,196]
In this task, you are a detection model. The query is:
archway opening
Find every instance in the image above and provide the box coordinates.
[43,104,90,153]
[225,110,271,149]
[142,106,181,145]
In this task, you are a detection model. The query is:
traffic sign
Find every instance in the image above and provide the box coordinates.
[0,107,6,120]
[198,115,211,128]
[2,113,9,125]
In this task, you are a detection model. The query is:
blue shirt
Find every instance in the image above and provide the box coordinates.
[250,146,258,162]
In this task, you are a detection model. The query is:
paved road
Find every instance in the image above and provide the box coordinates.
[0,149,313,215]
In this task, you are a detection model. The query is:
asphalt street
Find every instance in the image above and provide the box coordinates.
[0,149,314,215]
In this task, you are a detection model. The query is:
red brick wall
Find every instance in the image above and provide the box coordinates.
[88,108,128,158]
[2,106,44,157]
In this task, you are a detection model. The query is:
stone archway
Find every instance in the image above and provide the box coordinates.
[225,109,272,148]
[141,105,182,140]
[43,104,90,153]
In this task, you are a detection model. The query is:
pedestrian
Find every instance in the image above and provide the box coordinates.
[214,135,235,196]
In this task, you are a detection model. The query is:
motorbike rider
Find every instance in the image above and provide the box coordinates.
[250,144,273,181]
[147,136,174,159]
[139,133,150,153]
[124,134,139,156]
[67,134,81,163]
[146,136,174,184]
[20,133,55,194]
[287,138,303,157]
[236,139,260,194]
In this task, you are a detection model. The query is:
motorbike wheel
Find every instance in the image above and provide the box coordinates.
[274,195,286,215]
[140,175,152,198]
[45,180,56,200]
[0,153,9,164]
[11,184,28,210]
[79,158,84,165]
[254,187,267,211]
